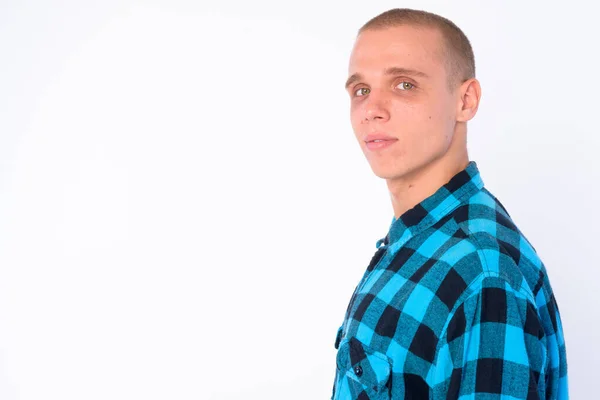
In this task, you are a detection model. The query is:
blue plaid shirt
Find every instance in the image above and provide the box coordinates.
[332,161,568,399]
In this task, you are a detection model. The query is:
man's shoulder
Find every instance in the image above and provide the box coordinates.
[441,188,545,301]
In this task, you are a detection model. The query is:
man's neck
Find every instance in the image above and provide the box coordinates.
[387,154,470,220]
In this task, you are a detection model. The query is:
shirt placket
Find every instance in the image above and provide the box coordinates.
[341,237,389,335]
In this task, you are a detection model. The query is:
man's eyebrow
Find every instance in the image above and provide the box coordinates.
[383,67,429,78]
[344,67,429,89]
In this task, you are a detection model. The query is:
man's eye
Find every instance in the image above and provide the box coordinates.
[397,82,414,90]
[354,87,370,97]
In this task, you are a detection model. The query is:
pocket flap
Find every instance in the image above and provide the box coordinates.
[336,337,392,395]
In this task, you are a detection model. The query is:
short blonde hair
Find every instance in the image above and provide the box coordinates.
[359,8,475,89]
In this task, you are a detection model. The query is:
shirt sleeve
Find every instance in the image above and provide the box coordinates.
[430,275,547,400]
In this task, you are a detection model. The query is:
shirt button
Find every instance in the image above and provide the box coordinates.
[354,365,363,377]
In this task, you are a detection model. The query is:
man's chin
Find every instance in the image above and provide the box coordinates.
[369,166,394,180]
[369,163,413,181]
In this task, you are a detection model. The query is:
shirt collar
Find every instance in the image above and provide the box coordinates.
[376,161,485,249]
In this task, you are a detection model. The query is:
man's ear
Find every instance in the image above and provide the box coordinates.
[456,78,482,122]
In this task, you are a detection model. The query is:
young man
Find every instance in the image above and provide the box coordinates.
[332,8,568,400]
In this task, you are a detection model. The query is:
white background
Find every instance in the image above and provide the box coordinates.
[0,0,598,399]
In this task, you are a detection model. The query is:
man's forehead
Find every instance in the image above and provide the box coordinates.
[348,27,444,75]
[349,26,442,61]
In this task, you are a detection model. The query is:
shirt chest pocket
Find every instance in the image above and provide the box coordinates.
[334,337,393,400]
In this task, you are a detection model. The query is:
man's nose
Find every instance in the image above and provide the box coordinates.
[362,96,390,123]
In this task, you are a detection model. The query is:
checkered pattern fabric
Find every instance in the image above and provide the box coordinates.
[331,161,568,399]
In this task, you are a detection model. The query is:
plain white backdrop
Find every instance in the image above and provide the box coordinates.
[0,0,598,398]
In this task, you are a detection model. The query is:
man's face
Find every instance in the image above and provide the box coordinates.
[346,25,459,180]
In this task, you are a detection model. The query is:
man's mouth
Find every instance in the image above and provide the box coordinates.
[365,139,397,150]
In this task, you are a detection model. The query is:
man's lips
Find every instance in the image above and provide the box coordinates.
[364,133,397,143]
[365,137,397,151]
